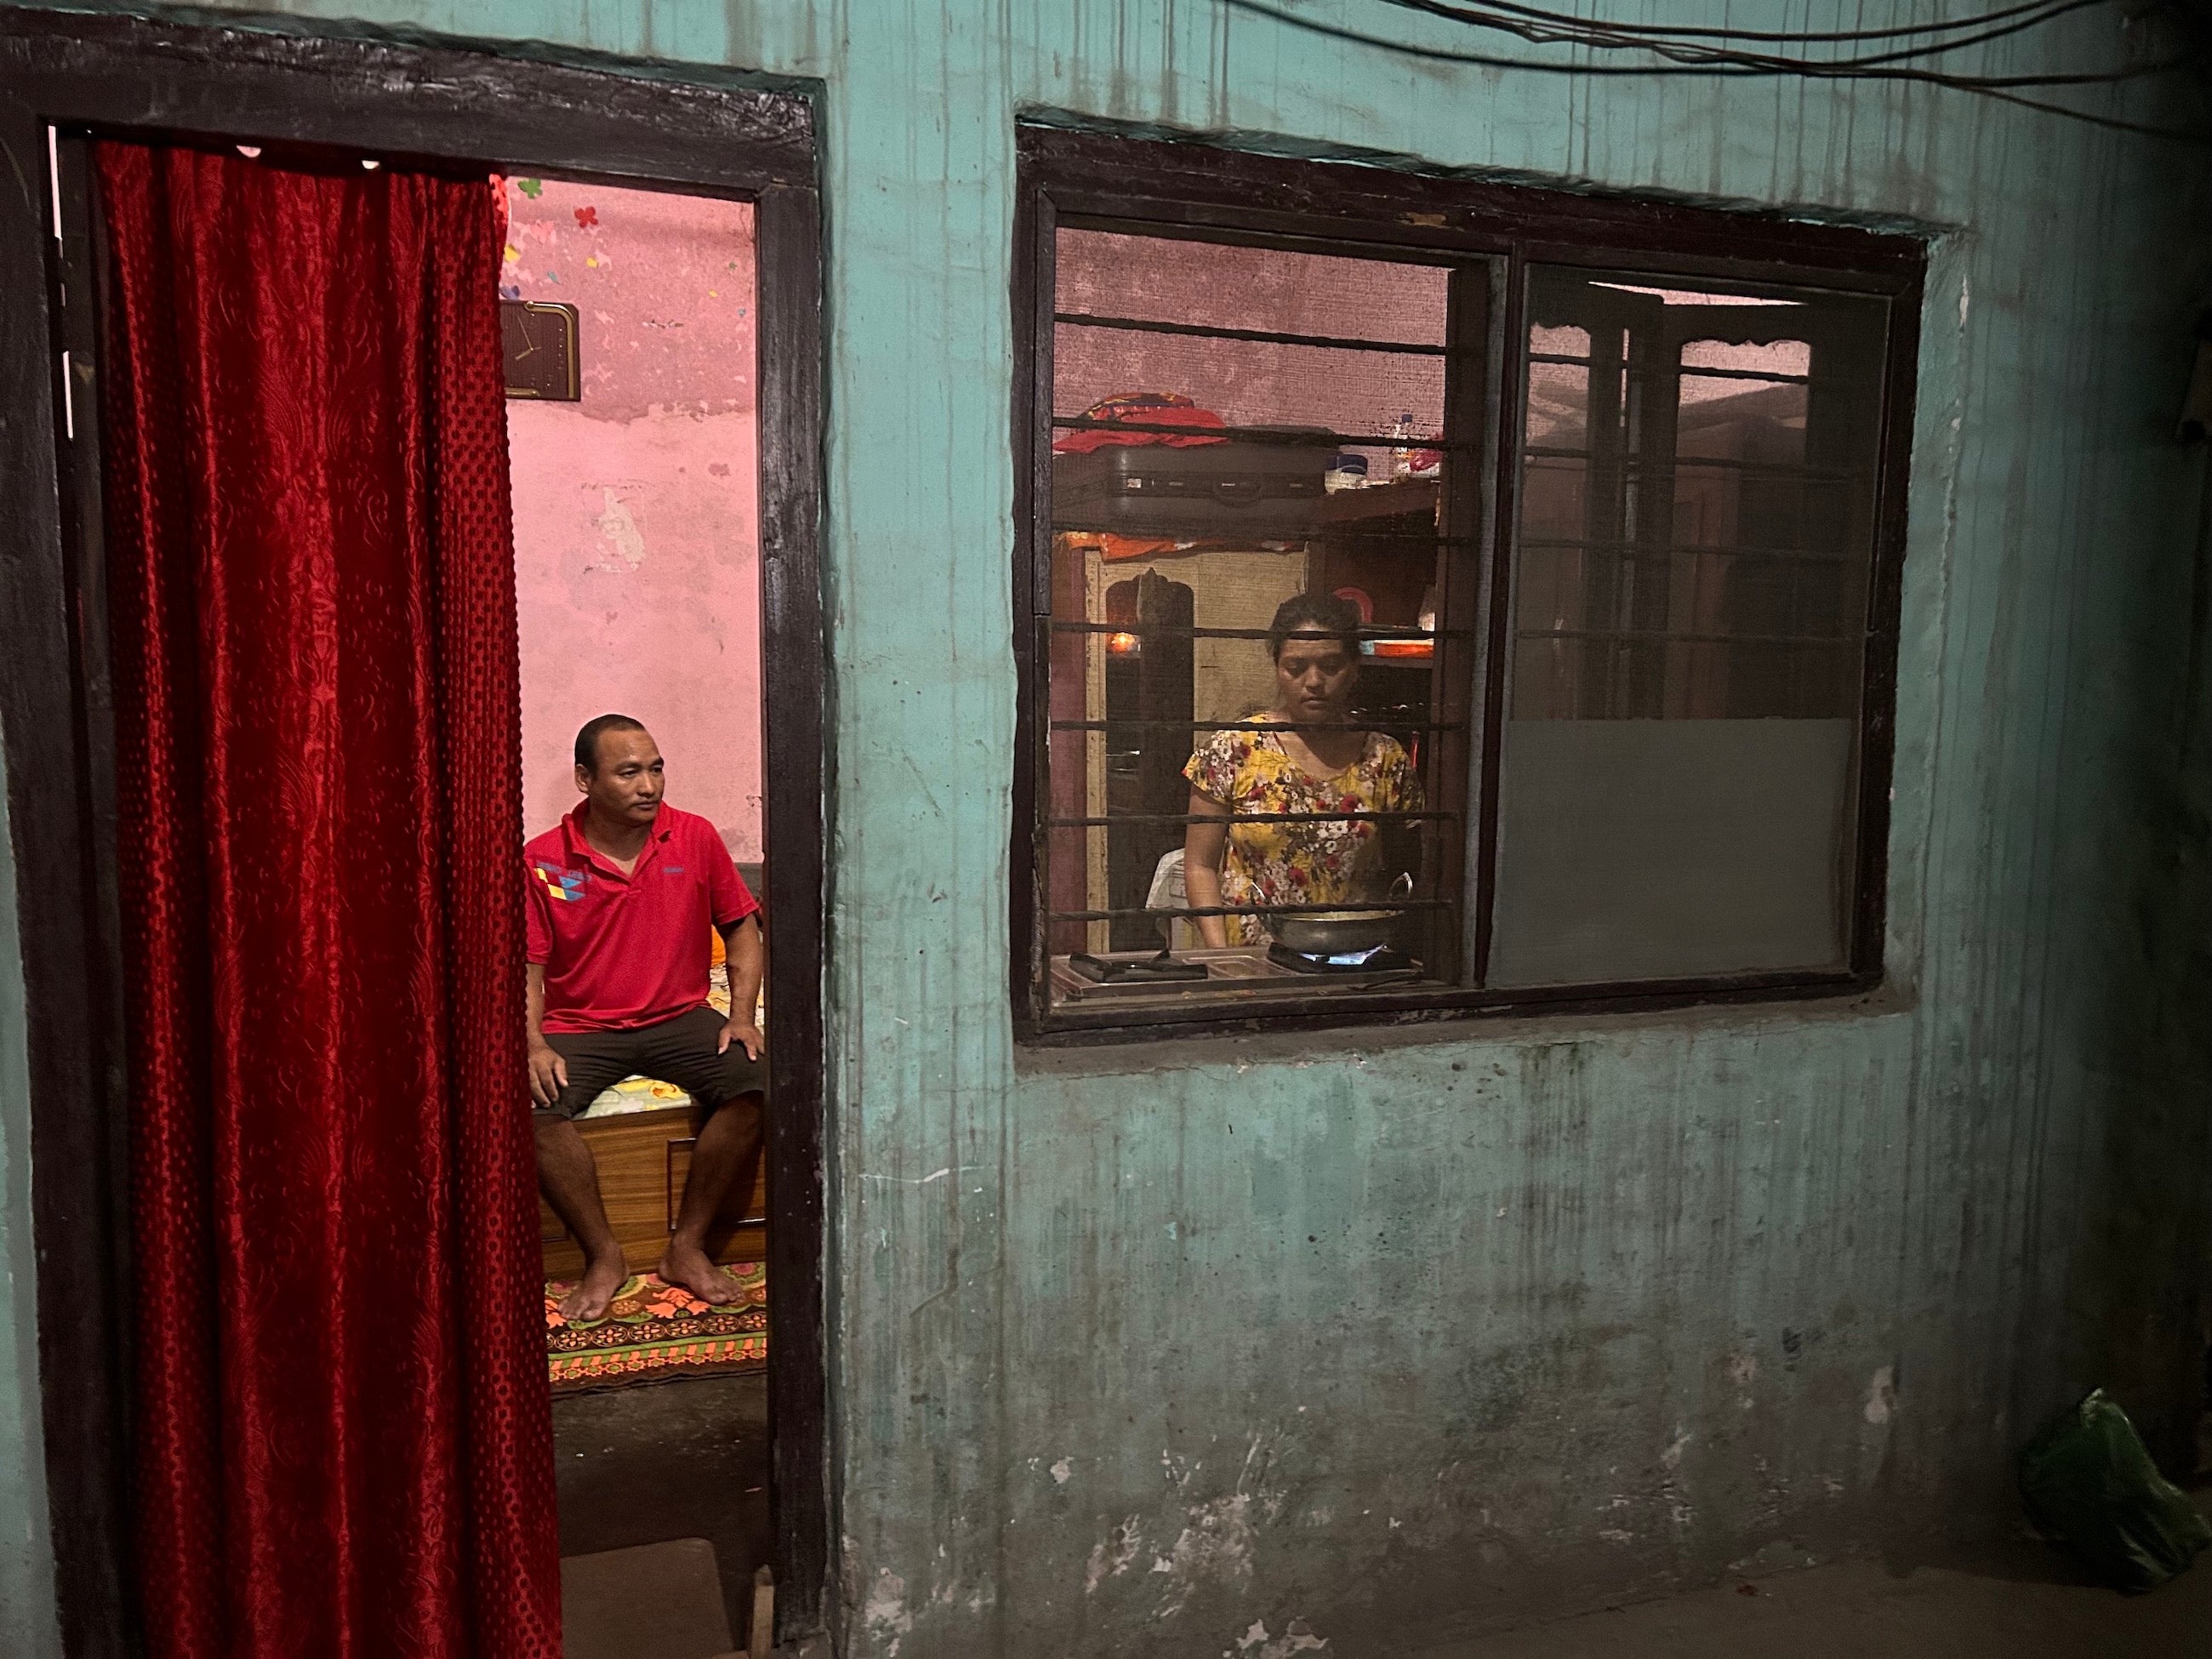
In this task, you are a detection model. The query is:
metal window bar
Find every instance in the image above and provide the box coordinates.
[1525,345,1878,373]
[1674,365,1814,387]
[1520,534,1866,565]
[1303,529,1477,550]
[1050,900,1458,922]
[1051,717,1471,732]
[1050,620,1474,641]
[1525,351,1823,390]
[1050,521,1480,548]
[1049,808,1459,827]
[1522,447,1865,481]
[1055,311,1450,356]
[1053,416,1465,451]
[1514,626,1860,647]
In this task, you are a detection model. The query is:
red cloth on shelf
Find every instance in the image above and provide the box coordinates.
[97,141,559,1659]
[1052,389,1230,453]
[1059,529,1309,562]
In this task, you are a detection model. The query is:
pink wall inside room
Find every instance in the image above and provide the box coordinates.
[504,177,763,860]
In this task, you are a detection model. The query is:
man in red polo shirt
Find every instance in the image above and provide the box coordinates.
[525,713,766,1323]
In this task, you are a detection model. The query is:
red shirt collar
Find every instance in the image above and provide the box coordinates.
[559,800,672,879]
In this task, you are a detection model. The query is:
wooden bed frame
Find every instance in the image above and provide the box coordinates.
[539,1103,770,1280]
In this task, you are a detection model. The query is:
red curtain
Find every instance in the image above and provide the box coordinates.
[96,141,559,1658]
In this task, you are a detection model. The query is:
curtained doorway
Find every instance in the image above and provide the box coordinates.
[0,22,826,1658]
[505,173,781,1653]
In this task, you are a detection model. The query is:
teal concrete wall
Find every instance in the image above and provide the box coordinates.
[0,781,60,1656]
[4,3,2210,1656]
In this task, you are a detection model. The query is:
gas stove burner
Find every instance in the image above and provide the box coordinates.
[1267,943,1415,975]
[1068,950,1208,983]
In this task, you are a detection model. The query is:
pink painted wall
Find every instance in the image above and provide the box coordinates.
[1053,228,1449,448]
[504,177,763,858]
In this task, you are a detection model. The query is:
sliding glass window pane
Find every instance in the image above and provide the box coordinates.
[1491,267,1890,987]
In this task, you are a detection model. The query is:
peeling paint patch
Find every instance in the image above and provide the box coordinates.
[862,1567,914,1656]
[1864,1365,1898,1425]
[593,488,646,569]
[1229,1617,1330,1656]
[1153,1493,1258,1617]
[1660,1425,1691,1469]
[1085,1516,1143,1593]
[1051,1457,1073,1485]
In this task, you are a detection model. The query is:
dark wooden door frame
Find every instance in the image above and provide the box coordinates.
[0,11,831,1652]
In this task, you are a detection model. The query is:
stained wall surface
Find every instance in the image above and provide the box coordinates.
[2,5,2209,1659]
[0,781,59,1658]
[505,176,763,857]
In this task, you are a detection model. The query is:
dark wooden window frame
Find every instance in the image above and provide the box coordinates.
[0,10,830,1652]
[1012,124,1924,1044]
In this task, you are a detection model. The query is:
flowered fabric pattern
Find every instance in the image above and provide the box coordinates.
[1183,723,1422,944]
[544,1265,767,1393]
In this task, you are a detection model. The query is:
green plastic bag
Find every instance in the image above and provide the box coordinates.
[2018,1389,2212,1592]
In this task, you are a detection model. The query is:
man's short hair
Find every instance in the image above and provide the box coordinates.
[574,714,648,773]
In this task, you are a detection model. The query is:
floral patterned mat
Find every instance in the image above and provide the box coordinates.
[544,1263,767,1394]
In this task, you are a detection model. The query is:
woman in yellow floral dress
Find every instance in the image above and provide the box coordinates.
[1183,593,1422,948]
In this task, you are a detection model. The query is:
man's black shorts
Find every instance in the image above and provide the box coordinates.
[535,1005,766,1121]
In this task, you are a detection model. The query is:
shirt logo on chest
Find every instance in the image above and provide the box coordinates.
[535,864,591,904]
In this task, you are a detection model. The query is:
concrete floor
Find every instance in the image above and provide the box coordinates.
[1411,1526,2212,1658]
[552,1383,2209,1658]
[562,1538,735,1659]
[552,1371,771,1646]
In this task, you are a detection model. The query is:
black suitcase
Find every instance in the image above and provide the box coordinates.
[1053,438,1328,538]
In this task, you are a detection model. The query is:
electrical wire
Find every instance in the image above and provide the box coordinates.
[1211,0,2212,142]
[1377,0,2118,71]
[1423,0,2098,47]
[1377,0,2186,87]
[1218,0,2159,86]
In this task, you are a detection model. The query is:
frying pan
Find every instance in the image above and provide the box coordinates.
[1268,873,1414,955]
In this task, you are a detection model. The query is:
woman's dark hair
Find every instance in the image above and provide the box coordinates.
[1266,592,1363,661]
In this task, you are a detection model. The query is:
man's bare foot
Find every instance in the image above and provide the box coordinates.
[658,1239,739,1305]
[559,1252,627,1323]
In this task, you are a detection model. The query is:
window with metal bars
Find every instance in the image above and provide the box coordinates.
[1013,128,1921,1039]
